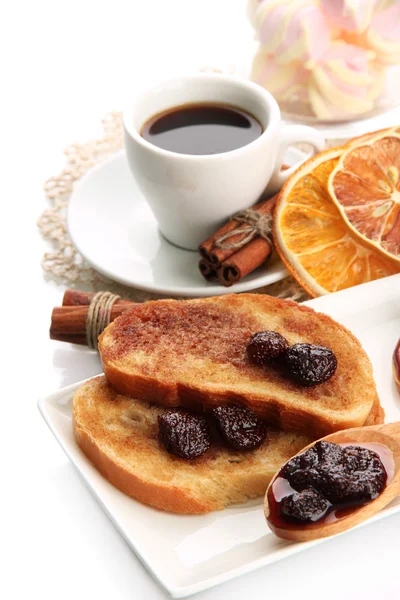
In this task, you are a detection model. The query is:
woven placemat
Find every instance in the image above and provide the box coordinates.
[37,112,309,303]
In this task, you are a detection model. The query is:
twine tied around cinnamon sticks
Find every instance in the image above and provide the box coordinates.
[86,291,120,349]
[213,208,272,251]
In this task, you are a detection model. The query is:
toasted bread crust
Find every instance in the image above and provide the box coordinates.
[365,394,385,426]
[99,294,379,438]
[73,377,383,514]
[74,421,210,513]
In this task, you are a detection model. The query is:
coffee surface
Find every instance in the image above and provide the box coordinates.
[141,103,263,155]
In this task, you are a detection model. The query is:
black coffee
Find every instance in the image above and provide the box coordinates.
[141,103,263,155]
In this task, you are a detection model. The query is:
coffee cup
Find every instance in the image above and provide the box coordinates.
[123,74,325,250]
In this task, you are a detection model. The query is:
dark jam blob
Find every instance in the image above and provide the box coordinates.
[277,442,387,523]
[287,467,322,492]
[281,441,339,486]
[212,404,267,451]
[340,446,387,503]
[246,331,289,366]
[284,343,337,386]
[158,409,211,459]
[280,489,331,523]
[315,440,344,463]
[316,444,386,504]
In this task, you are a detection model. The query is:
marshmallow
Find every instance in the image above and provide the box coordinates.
[309,42,385,118]
[255,0,331,64]
[320,0,378,33]
[251,47,309,102]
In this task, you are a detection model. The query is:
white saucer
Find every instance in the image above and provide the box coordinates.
[67,149,304,297]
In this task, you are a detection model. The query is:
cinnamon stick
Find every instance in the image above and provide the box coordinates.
[62,289,93,306]
[50,303,135,344]
[198,219,241,267]
[62,289,132,307]
[217,237,272,287]
[198,259,216,280]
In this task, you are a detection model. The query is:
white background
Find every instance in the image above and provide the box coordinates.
[2,1,400,598]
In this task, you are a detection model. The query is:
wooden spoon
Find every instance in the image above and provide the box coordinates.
[264,422,400,542]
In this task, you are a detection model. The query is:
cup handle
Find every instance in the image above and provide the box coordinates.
[266,125,326,195]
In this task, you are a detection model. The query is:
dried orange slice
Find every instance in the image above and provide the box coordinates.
[329,132,400,263]
[345,126,394,147]
[274,148,400,297]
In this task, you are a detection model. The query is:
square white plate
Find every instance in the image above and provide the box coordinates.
[39,274,400,597]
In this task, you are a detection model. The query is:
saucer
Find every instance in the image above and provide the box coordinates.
[67,149,304,297]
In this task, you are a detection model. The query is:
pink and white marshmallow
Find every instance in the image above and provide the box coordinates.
[308,41,384,118]
[320,0,379,33]
[254,0,331,64]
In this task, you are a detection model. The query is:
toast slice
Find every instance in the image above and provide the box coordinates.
[99,294,379,438]
[73,377,383,514]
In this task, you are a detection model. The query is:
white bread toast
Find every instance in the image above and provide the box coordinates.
[99,294,379,438]
[73,376,384,514]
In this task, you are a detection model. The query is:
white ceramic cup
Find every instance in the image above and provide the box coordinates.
[123,74,325,250]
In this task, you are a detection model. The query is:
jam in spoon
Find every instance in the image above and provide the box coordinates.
[265,422,400,542]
